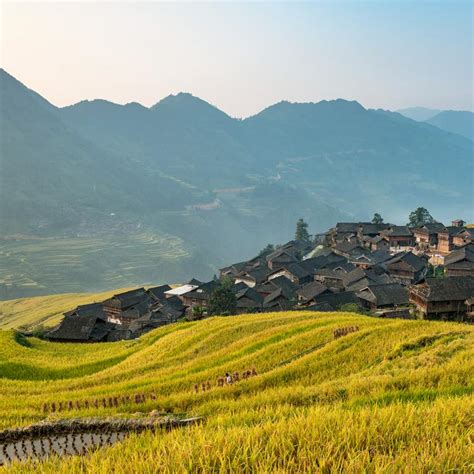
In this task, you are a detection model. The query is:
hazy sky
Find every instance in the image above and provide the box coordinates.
[1,1,472,117]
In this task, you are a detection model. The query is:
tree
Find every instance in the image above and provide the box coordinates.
[208,278,237,316]
[258,244,275,257]
[295,218,310,241]
[191,306,205,320]
[371,213,384,224]
[407,207,435,228]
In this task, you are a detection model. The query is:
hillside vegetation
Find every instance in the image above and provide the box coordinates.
[0,306,472,472]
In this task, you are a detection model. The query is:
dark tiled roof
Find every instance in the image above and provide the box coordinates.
[334,241,365,255]
[411,276,474,302]
[236,287,264,305]
[314,291,360,308]
[296,281,331,301]
[414,223,447,234]
[444,244,474,266]
[47,315,112,342]
[183,280,220,300]
[266,275,299,293]
[385,251,427,272]
[64,303,107,319]
[237,268,270,284]
[357,283,408,307]
[147,285,172,301]
[263,287,294,306]
[358,223,391,235]
[382,226,413,237]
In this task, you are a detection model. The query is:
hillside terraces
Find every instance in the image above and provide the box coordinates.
[0,311,472,471]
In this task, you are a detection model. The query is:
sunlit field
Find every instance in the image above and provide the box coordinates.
[0,304,473,472]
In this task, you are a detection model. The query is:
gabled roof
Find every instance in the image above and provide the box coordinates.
[103,288,148,310]
[356,283,408,307]
[334,241,365,255]
[382,226,413,237]
[237,268,271,284]
[358,223,391,235]
[263,287,294,306]
[439,226,464,236]
[314,268,346,280]
[410,276,474,301]
[299,253,346,273]
[279,239,314,254]
[267,263,311,281]
[334,223,366,233]
[385,251,427,272]
[147,285,172,301]
[232,281,250,293]
[235,287,264,305]
[414,223,447,234]
[296,281,331,301]
[266,275,299,293]
[266,249,298,264]
[343,267,394,291]
[324,260,355,273]
[314,291,360,308]
[64,302,107,319]
[47,315,111,342]
[444,244,474,266]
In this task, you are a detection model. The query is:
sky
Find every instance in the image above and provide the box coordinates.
[1,1,472,118]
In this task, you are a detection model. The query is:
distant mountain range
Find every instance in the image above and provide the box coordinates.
[397,107,473,141]
[1,68,473,297]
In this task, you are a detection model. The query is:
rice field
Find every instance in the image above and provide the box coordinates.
[0,233,192,299]
[0,307,473,472]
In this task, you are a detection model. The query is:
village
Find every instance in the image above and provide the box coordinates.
[46,217,474,343]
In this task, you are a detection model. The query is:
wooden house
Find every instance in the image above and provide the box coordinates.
[380,226,414,249]
[409,276,474,321]
[453,228,474,247]
[413,223,446,250]
[147,285,172,303]
[342,267,394,292]
[266,249,298,270]
[296,281,332,305]
[46,314,115,343]
[102,288,152,324]
[255,276,298,298]
[263,287,295,311]
[308,290,361,311]
[384,251,428,285]
[235,287,264,313]
[235,268,270,288]
[443,244,474,277]
[356,283,408,311]
[437,226,462,254]
[267,263,312,286]
[180,280,220,308]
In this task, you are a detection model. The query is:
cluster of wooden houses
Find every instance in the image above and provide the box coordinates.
[46,219,474,342]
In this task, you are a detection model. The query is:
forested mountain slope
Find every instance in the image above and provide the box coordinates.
[1,68,472,297]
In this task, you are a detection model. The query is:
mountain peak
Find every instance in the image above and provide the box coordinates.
[151,92,232,123]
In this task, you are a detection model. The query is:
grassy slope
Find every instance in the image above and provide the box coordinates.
[0,307,473,472]
[0,289,130,330]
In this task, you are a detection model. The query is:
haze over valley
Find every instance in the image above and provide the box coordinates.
[0,69,472,298]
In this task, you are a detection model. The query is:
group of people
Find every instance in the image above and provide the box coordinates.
[194,368,258,393]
